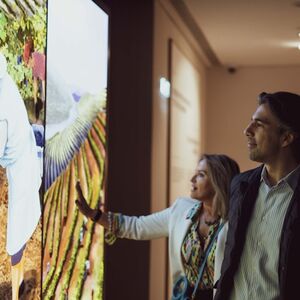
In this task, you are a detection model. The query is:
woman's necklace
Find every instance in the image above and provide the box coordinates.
[200,203,220,226]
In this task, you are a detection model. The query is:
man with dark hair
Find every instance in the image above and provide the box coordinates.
[214,91,300,300]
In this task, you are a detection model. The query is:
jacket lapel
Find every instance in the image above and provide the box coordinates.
[221,166,263,288]
[236,166,263,222]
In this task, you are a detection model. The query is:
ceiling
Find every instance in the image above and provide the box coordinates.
[173,0,300,67]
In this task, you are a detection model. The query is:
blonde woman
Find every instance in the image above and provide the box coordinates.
[76,154,239,299]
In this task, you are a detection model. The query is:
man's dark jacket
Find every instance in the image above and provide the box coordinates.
[214,165,300,300]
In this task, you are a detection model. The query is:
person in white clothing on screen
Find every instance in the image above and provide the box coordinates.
[0,52,41,300]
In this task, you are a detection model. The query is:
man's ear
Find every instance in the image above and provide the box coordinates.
[281,131,297,148]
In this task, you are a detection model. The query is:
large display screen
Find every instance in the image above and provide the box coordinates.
[43,0,108,298]
[0,1,46,298]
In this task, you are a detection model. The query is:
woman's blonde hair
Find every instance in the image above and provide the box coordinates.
[200,154,240,220]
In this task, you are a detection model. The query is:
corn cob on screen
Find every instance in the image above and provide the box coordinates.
[43,0,108,299]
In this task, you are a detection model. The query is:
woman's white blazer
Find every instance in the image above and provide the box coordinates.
[118,197,227,286]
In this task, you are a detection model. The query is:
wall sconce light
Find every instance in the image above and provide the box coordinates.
[159,77,171,99]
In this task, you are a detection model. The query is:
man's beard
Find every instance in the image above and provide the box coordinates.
[249,149,264,163]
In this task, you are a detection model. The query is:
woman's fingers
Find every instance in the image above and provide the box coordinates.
[76,181,85,200]
[75,182,100,221]
[75,199,86,212]
[75,199,83,209]
[75,199,92,218]
[75,182,90,214]
[76,182,90,208]
[76,197,90,211]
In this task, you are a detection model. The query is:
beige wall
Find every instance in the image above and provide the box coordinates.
[150,0,208,299]
[206,66,300,171]
[151,3,300,299]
